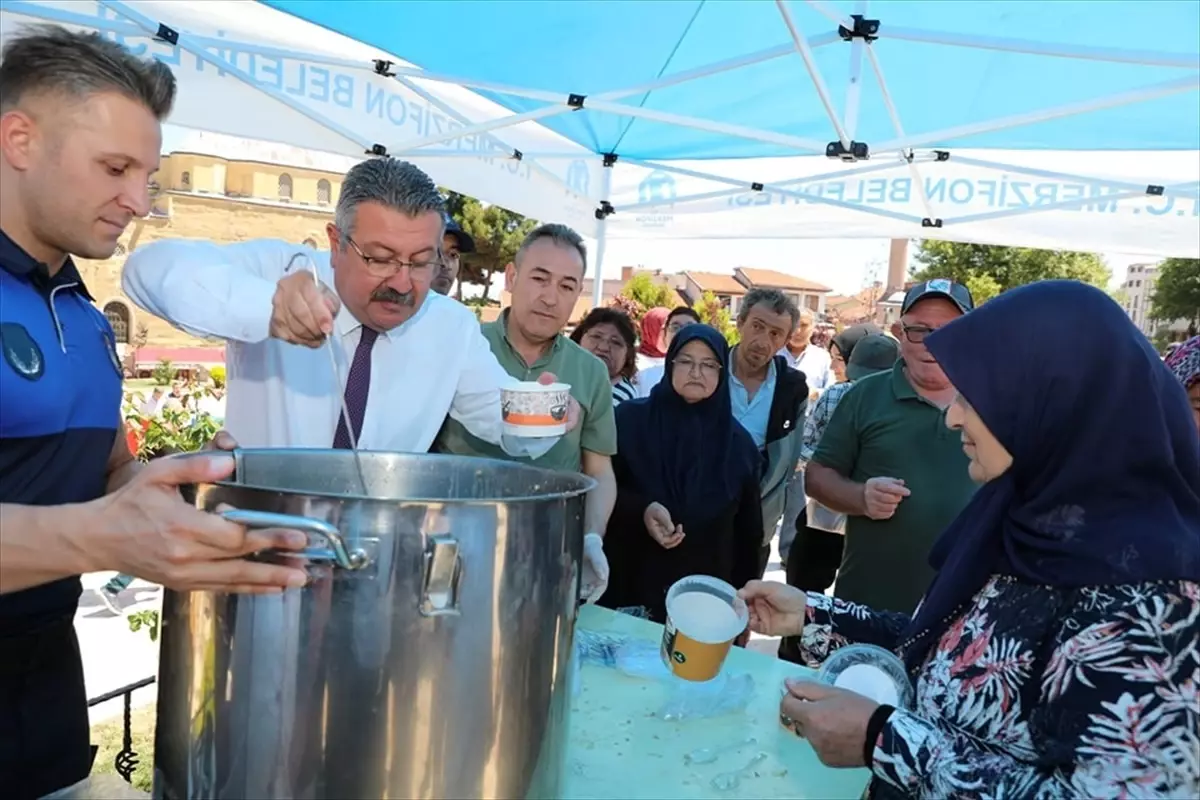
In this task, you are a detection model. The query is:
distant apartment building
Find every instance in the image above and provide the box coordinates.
[1120,262,1192,341]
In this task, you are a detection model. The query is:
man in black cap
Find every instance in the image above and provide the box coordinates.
[805,279,978,614]
[432,215,476,296]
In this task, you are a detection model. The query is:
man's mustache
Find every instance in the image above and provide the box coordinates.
[371,287,416,306]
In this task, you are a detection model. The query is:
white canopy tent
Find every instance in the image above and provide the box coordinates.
[2,0,1197,308]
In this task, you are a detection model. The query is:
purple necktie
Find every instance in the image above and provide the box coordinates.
[333,326,379,449]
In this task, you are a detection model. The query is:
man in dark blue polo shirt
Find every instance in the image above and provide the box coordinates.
[0,28,308,798]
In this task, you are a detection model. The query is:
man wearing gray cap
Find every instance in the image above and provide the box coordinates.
[805,280,978,613]
[431,215,475,296]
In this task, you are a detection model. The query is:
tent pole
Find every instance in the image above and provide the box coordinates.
[391,75,582,198]
[804,0,857,30]
[775,0,853,150]
[96,0,375,154]
[616,155,921,212]
[592,163,614,310]
[946,155,1200,201]
[862,46,940,221]
[946,183,1198,226]
[881,26,1200,70]
[583,99,827,153]
[873,75,1200,154]
[842,0,870,139]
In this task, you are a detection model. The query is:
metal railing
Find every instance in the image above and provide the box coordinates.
[88,676,156,784]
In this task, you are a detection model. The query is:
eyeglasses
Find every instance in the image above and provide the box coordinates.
[339,230,443,279]
[673,356,722,378]
[900,324,937,344]
[582,330,628,350]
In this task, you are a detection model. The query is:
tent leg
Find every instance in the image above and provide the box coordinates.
[592,164,614,310]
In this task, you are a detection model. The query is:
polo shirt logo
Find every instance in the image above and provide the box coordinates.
[0,322,45,381]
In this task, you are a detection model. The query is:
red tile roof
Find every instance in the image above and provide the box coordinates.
[734,267,832,292]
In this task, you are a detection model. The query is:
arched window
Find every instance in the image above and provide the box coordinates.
[317,179,331,205]
[103,301,131,344]
[278,173,293,201]
[180,171,191,190]
[302,236,319,249]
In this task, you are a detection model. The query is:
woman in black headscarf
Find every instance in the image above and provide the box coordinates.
[599,325,763,623]
[828,323,882,383]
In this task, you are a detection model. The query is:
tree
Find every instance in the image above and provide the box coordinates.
[1149,258,1200,327]
[616,273,676,321]
[911,241,1110,304]
[151,358,175,386]
[443,190,538,302]
[693,291,739,345]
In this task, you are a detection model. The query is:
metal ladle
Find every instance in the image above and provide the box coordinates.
[286,252,368,495]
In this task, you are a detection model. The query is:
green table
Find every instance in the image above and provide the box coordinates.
[566,604,871,800]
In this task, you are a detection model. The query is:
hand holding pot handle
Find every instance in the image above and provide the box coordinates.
[93,453,309,594]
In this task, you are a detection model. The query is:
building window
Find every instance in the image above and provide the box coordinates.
[180,171,191,190]
[103,301,131,344]
[278,173,293,201]
[113,243,127,257]
[317,179,331,205]
[302,236,318,249]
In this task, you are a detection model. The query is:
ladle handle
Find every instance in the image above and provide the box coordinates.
[221,508,369,571]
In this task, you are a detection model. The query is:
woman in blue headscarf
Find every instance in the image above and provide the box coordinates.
[599,324,763,624]
[739,282,1200,799]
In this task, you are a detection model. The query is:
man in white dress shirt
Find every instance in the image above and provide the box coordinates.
[122,158,555,455]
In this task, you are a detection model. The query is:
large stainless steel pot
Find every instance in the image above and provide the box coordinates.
[153,449,595,800]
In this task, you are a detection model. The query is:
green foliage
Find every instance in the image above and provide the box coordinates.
[208,365,226,388]
[123,398,221,460]
[693,291,740,345]
[620,273,676,316]
[151,358,175,386]
[442,189,538,301]
[1149,258,1200,324]
[127,609,160,642]
[608,294,645,322]
[911,241,1110,304]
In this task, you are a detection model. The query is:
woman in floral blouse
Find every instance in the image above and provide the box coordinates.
[742,281,1200,799]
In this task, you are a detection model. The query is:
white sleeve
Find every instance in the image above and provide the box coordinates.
[447,320,515,447]
[122,238,310,344]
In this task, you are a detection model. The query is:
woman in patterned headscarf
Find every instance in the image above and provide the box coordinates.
[1165,335,1200,433]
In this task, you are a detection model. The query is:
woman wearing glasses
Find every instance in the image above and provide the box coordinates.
[598,325,763,623]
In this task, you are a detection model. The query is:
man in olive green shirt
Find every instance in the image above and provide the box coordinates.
[435,223,618,603]
[806,280,978,613]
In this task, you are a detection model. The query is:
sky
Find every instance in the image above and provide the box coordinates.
[160,125,1147,296]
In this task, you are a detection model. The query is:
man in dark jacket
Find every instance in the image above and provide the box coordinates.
[728,288,808,575]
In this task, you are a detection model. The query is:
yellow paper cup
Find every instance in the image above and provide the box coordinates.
[660,575,749,682]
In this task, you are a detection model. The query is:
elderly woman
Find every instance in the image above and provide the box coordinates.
[1165,335,1199,433]
[571,308,639,406]
[742,281,1200,798]
[599,325,763,623]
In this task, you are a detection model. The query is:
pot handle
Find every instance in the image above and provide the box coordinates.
[420,534,462,617]
[221,508,369,571]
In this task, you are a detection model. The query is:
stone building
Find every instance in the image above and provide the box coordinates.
[77,132,355,370]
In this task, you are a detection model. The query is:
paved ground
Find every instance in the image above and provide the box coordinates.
[76,539,788,723]
[77,573,161,724]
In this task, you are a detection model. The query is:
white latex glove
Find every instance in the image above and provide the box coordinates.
[580,532,609,604]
